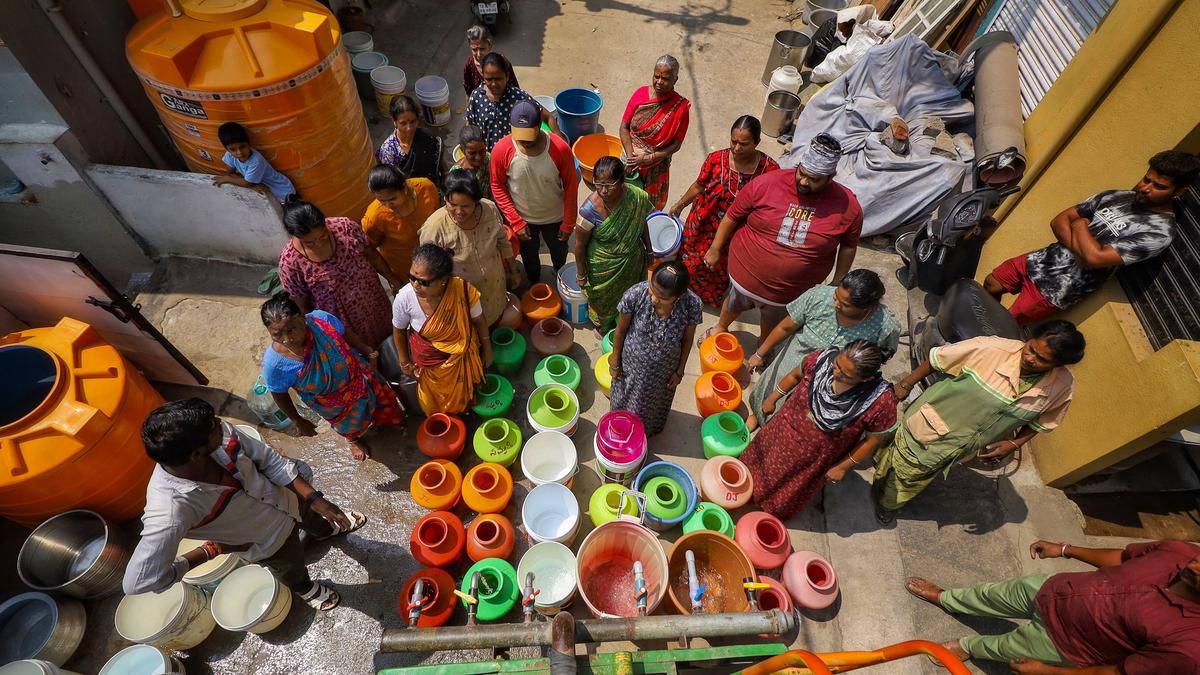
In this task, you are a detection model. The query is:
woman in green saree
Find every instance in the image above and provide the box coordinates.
[574,156,652,332]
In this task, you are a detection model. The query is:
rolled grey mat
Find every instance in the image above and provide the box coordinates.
[966,31,1026,185]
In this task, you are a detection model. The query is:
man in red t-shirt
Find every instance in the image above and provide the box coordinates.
[905,539,1200,674]
[702,133,862,347]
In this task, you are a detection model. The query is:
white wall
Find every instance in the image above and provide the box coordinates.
[87,164,288,265]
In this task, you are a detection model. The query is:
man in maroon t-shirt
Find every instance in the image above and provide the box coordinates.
[701,133,862,347]
[905,539,1200,673]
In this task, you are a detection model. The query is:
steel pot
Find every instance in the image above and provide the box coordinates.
[0,592,86,666]
[18,509,133,600]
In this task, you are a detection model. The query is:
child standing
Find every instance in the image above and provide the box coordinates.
[362,164,440,285]
[214,122,296,204]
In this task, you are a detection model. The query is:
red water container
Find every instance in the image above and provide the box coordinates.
[410,511,465,568]
[417,413,466,460]
[466,513,516,562]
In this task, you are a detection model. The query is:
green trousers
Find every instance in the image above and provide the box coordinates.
[939,573,1072,666]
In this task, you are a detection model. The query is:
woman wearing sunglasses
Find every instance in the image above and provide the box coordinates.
[390,244,490,416]
[277,200,402,350]
[419,168,520,326]
[574,156,653,334]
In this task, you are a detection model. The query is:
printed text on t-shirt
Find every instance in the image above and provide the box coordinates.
[776,204,815,248]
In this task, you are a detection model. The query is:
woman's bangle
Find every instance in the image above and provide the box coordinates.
[774,385,790,397]
[1060,543,1070,559]
[846,456,860,467]
[1007,440,1020,451]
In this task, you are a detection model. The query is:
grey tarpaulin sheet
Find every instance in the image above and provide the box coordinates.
[780,34,976,237]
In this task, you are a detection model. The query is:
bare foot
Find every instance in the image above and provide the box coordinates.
[904,577,944,607]
[696,325,724,347]
[746,413,759,433]
[350,441,371,462]
[941,640,969,662]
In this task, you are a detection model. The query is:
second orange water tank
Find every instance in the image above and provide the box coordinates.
[126,0,374,220]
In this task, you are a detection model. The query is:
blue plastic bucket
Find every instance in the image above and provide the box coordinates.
[634,461,698,532]
[554,88,604,145]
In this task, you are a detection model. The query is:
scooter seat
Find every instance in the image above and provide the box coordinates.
[936,279,1024,343]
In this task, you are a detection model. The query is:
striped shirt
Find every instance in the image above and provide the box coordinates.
[122,422,307,595]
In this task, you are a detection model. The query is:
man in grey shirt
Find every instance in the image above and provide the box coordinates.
[122,398,365,611]
[984,150,1200,324]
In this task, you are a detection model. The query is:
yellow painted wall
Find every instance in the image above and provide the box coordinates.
[979,0,1200,486]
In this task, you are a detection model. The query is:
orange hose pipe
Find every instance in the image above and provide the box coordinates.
[741,640,969,675]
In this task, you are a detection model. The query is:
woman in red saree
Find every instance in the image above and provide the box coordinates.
[261,293,404,461]
[620,55,691,210]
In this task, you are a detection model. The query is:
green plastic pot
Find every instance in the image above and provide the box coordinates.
[682,501,736,538]
[701,411,751,459]
[472,417,522,467]
[644,476,687,522]
[460,558,519,622]
[588,483,641,527]
[527,384,578,430]
[601,329,615,354]
[533,354,582,391]
[471,373,514,420]
[491,327,527,376]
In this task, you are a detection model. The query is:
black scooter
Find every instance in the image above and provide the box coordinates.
[896,147,1024,386]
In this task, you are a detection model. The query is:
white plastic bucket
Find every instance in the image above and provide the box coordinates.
[526,383,580,437]
[593,435,646,486]
[557,262,588,324]
[414,76,452,127]
[343,31,374,53]
[211,565,293,634]
[371,66,408,117]
[175,538,246,593]
[99,645,185,675]
[521,431,578,487]
[516,542,577,615]
[0,662,82,675]
[115,582,215,649]
[646,211,683,258]
[522,483,581,546]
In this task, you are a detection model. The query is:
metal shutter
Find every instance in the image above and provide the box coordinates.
[978,0,1115,117]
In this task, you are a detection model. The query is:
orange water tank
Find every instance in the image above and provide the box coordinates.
[0,318,163,527]
[126,0,374,220]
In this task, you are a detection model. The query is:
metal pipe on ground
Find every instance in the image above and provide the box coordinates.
[379,609,794,653]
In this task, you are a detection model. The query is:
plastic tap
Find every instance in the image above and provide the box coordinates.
[742,577,769,611]
[406,578,425,627]
[685,550,704,613]
[521,572,540,623]
[633,560,648,616]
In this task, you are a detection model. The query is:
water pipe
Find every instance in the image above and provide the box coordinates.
[549,612,576,675]
[521,572,539,623]
[379,609,796,652]
[685,550,703,613]
[34,0,172,170]
[406,579,426,627]
[742,577,769,611]
[633,561,647,616]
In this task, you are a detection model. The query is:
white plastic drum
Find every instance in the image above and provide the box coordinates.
[115,582,216,649]
[516,542,578,615]
[522,483,581,546]
[521,431,578,487]
[0,662,82,675]
[99,645,185,675]
[646,211,683,258]
[211,565,292,634]
[175,538,245,593]
[557,262,589,324]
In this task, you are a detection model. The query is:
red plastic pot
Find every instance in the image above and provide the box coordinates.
[410,511,465,568]
[735,511,792,570]
[398,567,456,627]
[417,413,466,460]
[466,513,516,562]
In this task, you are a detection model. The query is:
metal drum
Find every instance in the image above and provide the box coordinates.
[761,90,803,138]
[760,30,812,86]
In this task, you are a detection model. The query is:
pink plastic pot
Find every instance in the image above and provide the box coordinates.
[734,511,791,571]
[757,575,793,613]
[782,550,838,610]
[698,455,753,509]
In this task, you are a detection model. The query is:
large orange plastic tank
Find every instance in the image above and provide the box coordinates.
[0,318,163,527]
[126,0,374,220]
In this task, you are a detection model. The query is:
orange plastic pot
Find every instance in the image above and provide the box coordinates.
[462,462,513,514]
[521,283,562,324]
[398,567,456,627]
[417,413,466,460]
[498,292,524,330]
[466,513,516,562]
[699,331,744,374]
[410,511,466,568]
[410,459,463,511]
[694,371,743,418]
[667,530,756,614]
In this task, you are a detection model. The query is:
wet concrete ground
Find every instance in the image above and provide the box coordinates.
[4,0,1147,673]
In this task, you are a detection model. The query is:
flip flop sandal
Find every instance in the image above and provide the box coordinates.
[314,509,367,542]
[903,577,944,610]
[695,325,719,347]
[301,582,341,611]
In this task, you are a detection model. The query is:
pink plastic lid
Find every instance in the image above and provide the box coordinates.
[596,411,646,461]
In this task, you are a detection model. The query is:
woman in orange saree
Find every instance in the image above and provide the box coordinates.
[620,55,692,210]
[390,244,490,415]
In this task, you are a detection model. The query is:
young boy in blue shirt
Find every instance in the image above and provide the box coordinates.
[214,122,297,204]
